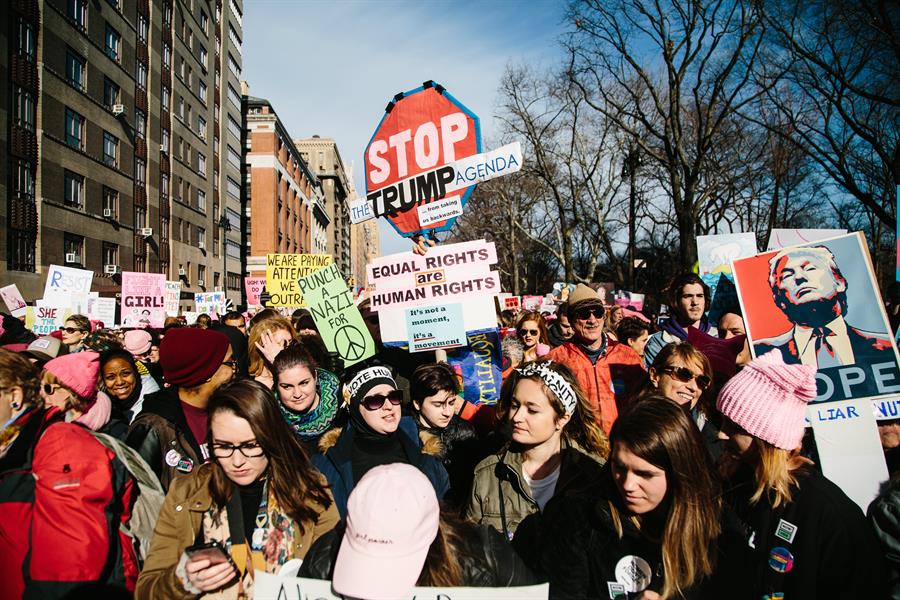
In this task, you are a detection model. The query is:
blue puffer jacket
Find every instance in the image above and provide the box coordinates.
[311,416,449,518]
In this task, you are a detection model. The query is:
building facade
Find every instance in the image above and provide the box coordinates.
[1,0,245,312]
[345,165,379,291]
[244,93,328,277]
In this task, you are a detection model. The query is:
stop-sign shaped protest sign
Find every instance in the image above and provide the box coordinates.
[365,81,482,237]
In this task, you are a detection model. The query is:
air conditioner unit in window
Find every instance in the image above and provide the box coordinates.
[103,208,114,218]
[112,104,125,115]
[160,145,168,154]
[197,279,205,287]
[178,268,186,276]
[104,264,120,275]
[199,131,206,140]
[198,242,205,250]
[139,227,153,237]
[65,253,78,263]
[214,287,223,292]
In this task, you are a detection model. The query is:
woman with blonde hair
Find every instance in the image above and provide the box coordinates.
[538,397,721,599]
[467,360,609,543]
[247,315,299,388]
[713,351,886,599]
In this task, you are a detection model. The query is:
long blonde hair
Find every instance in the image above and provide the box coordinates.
[608,398,721,599]
[247,316,299,377]
[749,438,812,508]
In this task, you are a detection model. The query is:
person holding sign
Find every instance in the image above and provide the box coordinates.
[713,350,887,599]
[467,361,608,543]
[312,364,449,518]
[537,398,722,599]
[136,380,338,599]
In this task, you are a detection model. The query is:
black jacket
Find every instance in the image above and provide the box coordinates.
[416,415,482,509]
[714,466,887,600]
[299,519,537,588]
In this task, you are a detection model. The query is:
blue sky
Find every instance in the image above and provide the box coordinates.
[242,0,569,254]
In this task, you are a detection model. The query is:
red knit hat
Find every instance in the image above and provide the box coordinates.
[43,351,101,402]
[716,350,817,450]
[159,328,230,388]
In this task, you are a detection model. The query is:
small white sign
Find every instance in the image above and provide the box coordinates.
[417,195,464,227]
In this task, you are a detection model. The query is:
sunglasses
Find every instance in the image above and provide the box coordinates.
[43,383,61,395]
[362,389,404,411]
[573,307,605,320]
[221,359,238,370]
[518,328,539,336]
[661,366,711,391]
[59,326,84,334]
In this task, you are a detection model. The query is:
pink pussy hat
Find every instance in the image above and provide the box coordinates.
[332,463,440,600]
[716,350,817,450]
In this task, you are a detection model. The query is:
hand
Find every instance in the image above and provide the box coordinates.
[412,234,436,256]
[255,330,287,364]
[185,557,237,592]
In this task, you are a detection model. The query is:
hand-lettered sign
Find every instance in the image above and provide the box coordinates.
[266,254,332,307]
[121,272,166,327]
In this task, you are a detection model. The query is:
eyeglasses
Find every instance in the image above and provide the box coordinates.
[42,383,61,395]
[573,307,605,320]
[221,359,238,370]
[661,366,711,391]
[362,389,404,411]
[518,328,539,336]
[211,441,265,459]
[59,326,84,334]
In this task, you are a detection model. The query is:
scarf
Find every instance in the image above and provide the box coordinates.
[349,389,410,486]
[278,369,340,441]
[660,315,712,340]
[576,334,608,366]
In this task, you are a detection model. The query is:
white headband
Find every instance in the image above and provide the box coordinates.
[345,366,395,400]
[515,361,577,415]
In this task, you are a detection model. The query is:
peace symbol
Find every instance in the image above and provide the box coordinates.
[334,325,368,361]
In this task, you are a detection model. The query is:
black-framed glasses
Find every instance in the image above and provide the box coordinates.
[221,359,238,370]
[211,441,265,459]
[362,389,404,411]
[59,326,84,334]
[518,328,539,336]
[661,366,711,391]
[573,307,605,320]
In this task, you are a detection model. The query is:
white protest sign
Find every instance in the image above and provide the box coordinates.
[417,194,463,227]
[766,228,848,250]
[87,296,117,327]
[195,291,226,316]
[252,571,548,600]
[29,301,71,335]
[43,264,93,305]
[350,142,523,224]
[380,296,498,348]
[0,284,27,318]
[165,281,182,316]
[405,302,467,352]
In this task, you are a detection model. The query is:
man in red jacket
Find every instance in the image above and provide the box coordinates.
[548,284,645,433]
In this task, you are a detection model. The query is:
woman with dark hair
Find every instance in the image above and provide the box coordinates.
[516,310,550,362]
[467,360,608,542]
[312,363,449,518]
[538,397,722,599]
[100,348,160,425]
[136,379,339,598]
[272,343,342,451]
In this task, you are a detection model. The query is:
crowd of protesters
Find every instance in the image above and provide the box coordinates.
[0,270,896,599]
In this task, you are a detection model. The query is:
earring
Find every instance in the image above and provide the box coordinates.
[11,401,22,410]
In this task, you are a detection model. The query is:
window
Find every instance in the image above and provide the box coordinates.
[227,146,241,169]
[187,29,193,50]
[64,234,84,265]
[226,208,241,231]
[106,0,119,9]
[161,217,169,242]
[163,44,171,67]
[66,48,86,90]
[186,104,192,126]
[228,24,242,55]
[198,116,206,139]
[103,131,119,167]
[103,77,120,108]
[178,96,184,119]
[200,11,208,33]
[184,181,192,206]
[65,108,85,149]
[164,5,172,25]
[17,18,35,61]
[199,46,208,69]
[227,84,241,110]
[64,170,85,207]
[9,230,36,272]
[161,129,170,151]
[176,137,183,160]
[198,228,206,248]
[13,86,35,131]
[102,243,119,269]
[161,174,170,197]
[14,159,35,200]
[105,24,121,62]
[174,218,182,241]
[135,158,146,185]
[161,86,170,110]
[179,57,185,81]
[198,190,206,210]
[214,272,221,289]
[184,222,191,244]
[226,241,241,261]
[227,115,241,140]
[136,62,147,89]
[227,53,241,78]
[199,82,207,104]
[198,264,206,285]
[102,186,118,217]
[138,14,148,42]
[188,66,193,88]
[198,153,206,175]
[135,109,146,138]
[227,176,241,199]
[68,0,87,28]
[227,271,242,290]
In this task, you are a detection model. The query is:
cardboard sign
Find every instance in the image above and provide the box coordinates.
[298,264,375,367]
[522,295,543,312]
[121,272,166,327]
[380,296,497,349]
[613,291,645,312]
[245,277,266,306]
[405,303,466,352]
[363,82,482,237]
[43,264,93,307]
[697,232,758,323]
[87,296,117,328]
[265,254,332,307]
[164,281,182,317]
[29,301,71,335]
[195,291,226,316]
[503,295,520,312]
[252,571,549,600]
[0,284,27,318]
[766,228,847,251]
[447,328,503,405]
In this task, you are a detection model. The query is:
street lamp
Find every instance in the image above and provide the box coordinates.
[218,213,231,294]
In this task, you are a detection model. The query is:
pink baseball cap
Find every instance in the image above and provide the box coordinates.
[332,464,440,600]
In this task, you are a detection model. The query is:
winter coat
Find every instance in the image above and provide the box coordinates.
[548,339,645,433]
[311,416,450,519]
[537,494,708,600]
[299,518,538,587]
[135,464,339,600]
[869,477,900,599]
[126,388,205,492]
[415,414,483,509]
[466,441,605,541]
[0,407,138,599]
[715,466,887,600]
[643,325,718,368]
